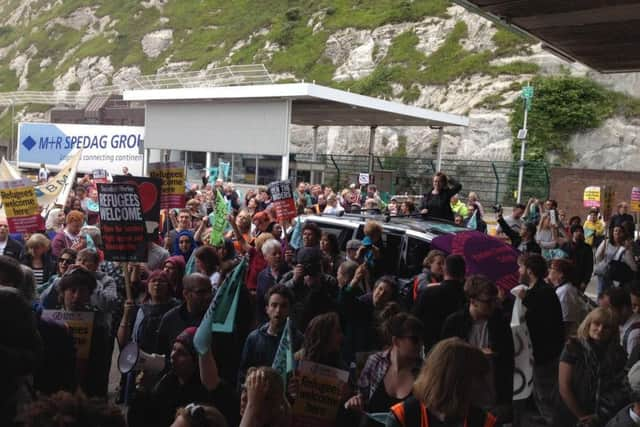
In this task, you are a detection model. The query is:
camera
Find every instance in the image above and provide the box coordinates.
[492,204,502,214]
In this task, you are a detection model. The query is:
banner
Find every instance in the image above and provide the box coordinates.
[148,161,185,209]
[0,158,22,180]
[292,361,349,427]
[290,218,303,250]
[269,179,297,222]
[17,122,144,175]
[583,186,601,208]
[431,231,519,292]
[510,289,534,401]
[35,150,82,214]
[97,183,147,262]
[272,317,294,386]
[113,175,162,238]
[209,190,228,246]
[632,187,640,213]
[0,178,44,232]
[41,310,95,382]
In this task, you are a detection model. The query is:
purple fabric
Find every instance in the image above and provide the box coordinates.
[431,231,519,291]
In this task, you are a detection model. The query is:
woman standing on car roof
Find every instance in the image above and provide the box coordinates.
[419,172,462,222]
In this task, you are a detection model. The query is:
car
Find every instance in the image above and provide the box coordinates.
[297,213,471,280]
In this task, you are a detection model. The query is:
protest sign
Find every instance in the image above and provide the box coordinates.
[358,173,370,185]
[148,161,185,209]
[209,190,228,246]
[97,183,147,262]
[0,178,44,232]
[583,186,601,208]
[632,187,640,213]
[268,179,297,222]
[113,175,162,237]
[208,167,219,184]
[92,169,109,183]
[41,310,95,382]
[292,361,349,427]
[218,159,230,181]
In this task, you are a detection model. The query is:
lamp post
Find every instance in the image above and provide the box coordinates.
[516,84,534,204]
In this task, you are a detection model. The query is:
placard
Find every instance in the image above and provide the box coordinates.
[292,361,349,427]
[92,169,109,184]
[583,186,601,208]
[632,187,640,213]
[41,310,95,382]
[0,178,44,232]
[268,179,296,222]
[148,161,185,209]
[358,173,370,185]
[97,183,147,262]
[113,175,162,238]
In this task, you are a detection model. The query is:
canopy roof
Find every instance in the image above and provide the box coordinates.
[124,82,469,127]
[455,0,640,73]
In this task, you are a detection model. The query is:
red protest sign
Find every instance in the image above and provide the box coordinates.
[268,179,297,222]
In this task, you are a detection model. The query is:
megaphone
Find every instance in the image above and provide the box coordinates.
[118,342,166,374]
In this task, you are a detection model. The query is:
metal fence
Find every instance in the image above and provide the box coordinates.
[294,153,550,206]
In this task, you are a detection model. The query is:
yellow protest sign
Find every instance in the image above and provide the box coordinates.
[148,161,185,209]
[631,187,640,213]
[292,361,349,427]
[42,310,95,382]
[0,178,44,232]
[583,186,601,208]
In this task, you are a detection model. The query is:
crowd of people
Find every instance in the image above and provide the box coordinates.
[3,169,640,427]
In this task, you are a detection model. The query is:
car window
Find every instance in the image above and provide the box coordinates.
[402,236,431,278]
[307,221,355,253]
[382,231,403,273]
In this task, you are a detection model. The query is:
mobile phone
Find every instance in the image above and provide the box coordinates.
[549,209,557,226]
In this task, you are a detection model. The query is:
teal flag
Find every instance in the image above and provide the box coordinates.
[185,251,197,275]
[218,159,230,181]
[290,218,303,250]
[272,317,294,385]
[208,167,219,184]
[210,190,228,246]
[467,211,477,230]
[211,257,247,333]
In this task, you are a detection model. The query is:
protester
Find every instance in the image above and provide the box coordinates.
[413,254,467,350]
[419,172,462,221]
[410,250,446,302]
[345,313,423,415]
[21,391,126,427]
[497,208,541,255]
[51,211,86,258]
[595,226,637,296]
[466,202,487,233]
[172,230,199,263]
[282,246,338,332]
[605,360,640,427]
[239,367,290,427]
[320,232,341,276]
[345,239,362,263]
[548,259,586,337]
[255,239,290,324]
[450,194,469,218]
[20,233,55,287]
[387,338,497,427]
[517,254,565,425]
[554,308,628,427]
[536,213,563,260]
[163,255,187,299]
[0,217,24,259]
[156,273,213,356]
[584,208,606,248]
[441,275,514,418]
[610,202,635,235]
[295,312,345,369]
[238,285,303,387]
[561,224,594,290]
[171,404,228,427]
[496,203,526,235]
[128,327,239,427]
[44,208,66,237]
[606,287,640,356]
[194,246,221,289]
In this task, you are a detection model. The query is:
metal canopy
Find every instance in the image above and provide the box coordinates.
[454,0,640,73]
[123,83,469,127]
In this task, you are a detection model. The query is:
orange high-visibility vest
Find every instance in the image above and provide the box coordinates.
[390,398,497,427]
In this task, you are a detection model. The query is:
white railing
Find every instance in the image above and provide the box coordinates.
[0,64,275,107]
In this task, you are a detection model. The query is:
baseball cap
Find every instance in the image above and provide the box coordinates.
[346,239,362,251]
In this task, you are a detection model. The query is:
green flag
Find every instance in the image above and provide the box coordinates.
[185,250,197,275]
[272,317,294,385]
[210,190,228,246]
[210,257,247,333]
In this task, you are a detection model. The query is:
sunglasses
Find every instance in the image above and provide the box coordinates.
[59,257,76,264]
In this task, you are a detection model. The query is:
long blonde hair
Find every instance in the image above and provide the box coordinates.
[576,307,617,341]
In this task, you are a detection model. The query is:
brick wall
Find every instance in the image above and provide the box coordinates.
[550,167,640,221]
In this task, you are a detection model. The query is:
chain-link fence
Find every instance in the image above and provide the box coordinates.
[293,153,549,206]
